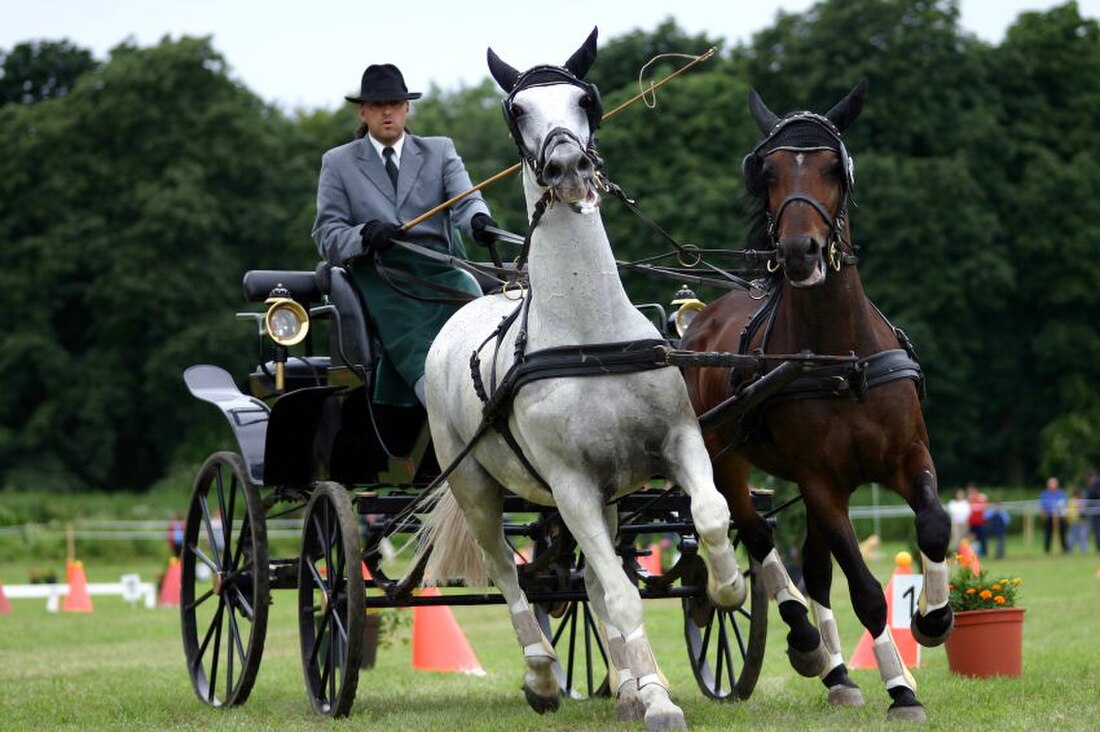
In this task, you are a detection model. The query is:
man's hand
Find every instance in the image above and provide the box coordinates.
[361,220,401,254]
[470,213,499,247]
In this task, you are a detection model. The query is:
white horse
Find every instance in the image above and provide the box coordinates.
[420,29,744,730]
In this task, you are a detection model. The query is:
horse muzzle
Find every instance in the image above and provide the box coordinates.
[538,129,600,211]
[776,234,827,287]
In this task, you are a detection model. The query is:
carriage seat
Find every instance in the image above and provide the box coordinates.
[242,269,323,304]
[314,261,376,380]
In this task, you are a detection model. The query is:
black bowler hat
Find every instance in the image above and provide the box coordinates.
[345,63,422,103]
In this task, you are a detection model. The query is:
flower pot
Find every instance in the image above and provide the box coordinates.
[944,607,1025,678]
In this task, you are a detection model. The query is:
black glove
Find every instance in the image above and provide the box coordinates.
[361,220,400,254]
[470,213,499,247]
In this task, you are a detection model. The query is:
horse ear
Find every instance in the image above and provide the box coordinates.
[564,27,599,79]
[748,88,779,133]
[825,78,868,133]
[487,47,520,92]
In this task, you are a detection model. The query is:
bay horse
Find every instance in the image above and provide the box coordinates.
[419,29,745,730]
[679,81,952,723]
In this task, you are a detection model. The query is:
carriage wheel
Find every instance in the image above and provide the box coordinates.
[298,481,364,717]
[682,553,767,700]
[534,600,611,700]
[181,451,270,708]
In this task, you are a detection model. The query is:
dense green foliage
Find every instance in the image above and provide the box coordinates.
[2,0,1098,493]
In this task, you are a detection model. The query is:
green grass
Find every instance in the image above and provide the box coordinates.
[2,545,1099,730]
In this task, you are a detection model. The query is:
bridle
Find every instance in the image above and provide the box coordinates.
[500,64,605,187]
[744,113,859,274]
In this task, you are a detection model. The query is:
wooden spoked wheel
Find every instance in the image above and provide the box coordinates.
[298,482,364,717]
[181,451,270,708]
[682,553,768,700]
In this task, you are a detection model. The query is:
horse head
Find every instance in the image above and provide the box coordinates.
[742,80,867,287]
[488,27,604,211]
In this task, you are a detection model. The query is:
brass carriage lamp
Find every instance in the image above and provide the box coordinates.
[670,284,705,337]
[263,284,310,392]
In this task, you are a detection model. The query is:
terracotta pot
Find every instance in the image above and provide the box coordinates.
[944,607,1025,678]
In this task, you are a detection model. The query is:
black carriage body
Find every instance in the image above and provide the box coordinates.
[181,259,774,715]
[185,264,435,489]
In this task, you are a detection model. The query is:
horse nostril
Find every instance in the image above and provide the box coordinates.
[543,161,562,183]
[577,156,592,173]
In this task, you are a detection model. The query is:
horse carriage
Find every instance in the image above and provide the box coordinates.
[180,29,952,730]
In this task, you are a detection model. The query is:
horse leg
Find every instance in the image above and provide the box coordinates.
[584,505,645,721]
[553,478,684,731]
[667,425,745,609]
[801,483,925,723]
[803,514,864,707]
[892,456,953,647]
[714,455,827,677]
[443,467,561,713]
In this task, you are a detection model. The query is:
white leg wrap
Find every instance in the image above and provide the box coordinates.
[811,601,845,672]
[872,629,916,691]
[607,634,635,691]
[625,627,666,691]
[762,549,807,605]
[919,553,949,612]
[511,606,556,660]
[708,539,739,582]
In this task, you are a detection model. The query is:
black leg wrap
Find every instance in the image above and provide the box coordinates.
[779,601,819,652]
[822,664,859,689]
[779,601,828,677]
[911,605,954,647]
[887,686,926,723]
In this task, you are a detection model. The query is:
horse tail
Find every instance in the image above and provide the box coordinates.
[414,482,489,588]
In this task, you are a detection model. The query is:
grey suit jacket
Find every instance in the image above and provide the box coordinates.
[311,133,490,264]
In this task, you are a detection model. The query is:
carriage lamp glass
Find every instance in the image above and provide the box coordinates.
[263,298,310,346]
[670,285,706,337]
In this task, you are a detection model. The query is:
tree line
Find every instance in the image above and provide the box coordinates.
[2,0,1098,493]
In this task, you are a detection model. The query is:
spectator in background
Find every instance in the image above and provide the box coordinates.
[1066,487,1088,553]
[167,513,185,558]
[947,488,971,553]
[967,482,989,556]
[984,502,1011,559]
[1085,471,1100,553]
[1038,476,1069,554]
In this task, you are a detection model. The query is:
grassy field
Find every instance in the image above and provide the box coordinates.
[1,543,1098,731]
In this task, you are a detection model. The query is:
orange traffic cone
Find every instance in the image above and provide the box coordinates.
[412,587,484,675]
[0,581,11,614]
[849,552,919,669]
[61,559,93,613]
[159,557,181,607]
[638,542,662,575]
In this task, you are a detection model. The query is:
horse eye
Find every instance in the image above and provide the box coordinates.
[511,102,526,118]
[579,94,591,109]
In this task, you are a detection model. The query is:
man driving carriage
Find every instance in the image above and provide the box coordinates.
[311,62,501,407]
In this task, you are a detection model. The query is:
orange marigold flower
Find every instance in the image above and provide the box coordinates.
[994,596,1006,604]
[980,589,993,600]
[966,588,976,595]
[992,583,1002,591]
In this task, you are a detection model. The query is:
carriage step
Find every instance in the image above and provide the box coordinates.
[270,562,298,590]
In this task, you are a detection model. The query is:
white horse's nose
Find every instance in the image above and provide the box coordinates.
[542,144,594,203]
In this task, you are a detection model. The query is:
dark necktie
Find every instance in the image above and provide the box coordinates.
[383,146,398,190]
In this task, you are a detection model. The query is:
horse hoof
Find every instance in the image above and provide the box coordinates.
[616,692,646,721]
[827,685,865,707]
[522,684,560,715]
[887,703,927,723]
[787,641,830,677]
[911,607,953,647]
[645,706,687,731]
